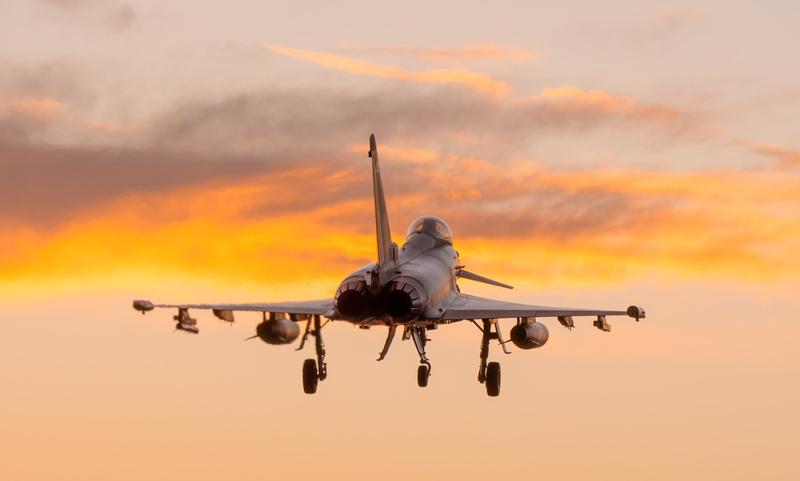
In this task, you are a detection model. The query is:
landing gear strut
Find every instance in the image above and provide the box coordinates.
[409,326,431,387]
[477,318,507,397]
[297,315,327,394]
[377,324,397,361]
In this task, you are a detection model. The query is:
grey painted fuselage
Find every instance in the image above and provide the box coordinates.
[336,228,461,325]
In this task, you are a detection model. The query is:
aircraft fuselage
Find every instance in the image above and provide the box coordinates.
[334,228,461,325]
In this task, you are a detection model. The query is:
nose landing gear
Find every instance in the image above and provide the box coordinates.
[409,325,432,388]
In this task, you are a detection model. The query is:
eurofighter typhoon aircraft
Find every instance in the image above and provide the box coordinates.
[133,134,646,397]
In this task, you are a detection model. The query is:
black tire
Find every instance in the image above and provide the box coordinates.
[303,358,319,394]
[486,362,501,397]
[417,364,430,387]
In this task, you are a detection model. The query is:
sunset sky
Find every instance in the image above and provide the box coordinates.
[1,1,799,480]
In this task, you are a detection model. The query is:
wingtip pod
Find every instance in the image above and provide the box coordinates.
[132,299,154,313]
[369,133,377,154]
[627,305,646,321]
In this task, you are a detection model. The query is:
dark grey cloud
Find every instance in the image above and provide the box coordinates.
[0,139,317,226]
[370,165,672,241]
[443,191,669,240]
[147,87,695,161]
[1,81,697,235]
[0,59,91,106]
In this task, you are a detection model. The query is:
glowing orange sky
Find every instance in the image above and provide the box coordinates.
[2,145,798,298]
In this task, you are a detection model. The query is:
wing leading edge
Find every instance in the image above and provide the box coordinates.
[133,299,333,316]
[440,294,644,321]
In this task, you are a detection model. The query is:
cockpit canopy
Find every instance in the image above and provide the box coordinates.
[406,216,453,244]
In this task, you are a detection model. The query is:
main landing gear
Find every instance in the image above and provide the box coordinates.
[297,315,327,394]
[476,318,510,397]
[375,324,432,387]
[376,320,507,396]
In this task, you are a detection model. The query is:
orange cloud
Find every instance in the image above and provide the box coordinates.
[348,144,439,165]
[84,120,141,134]
[535,86,681,121]
[746,142,800,169]
[340,42,538,64]
[1,96,65,122]
[0,173,376,298]
[2,145,799,299]
[265,44,510,96]
[363,145,800,281]
[0,95,141,136]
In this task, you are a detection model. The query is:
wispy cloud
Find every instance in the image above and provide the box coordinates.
[38,0,138,32]
[614,8,704,42]
[83,120,140,134]
[746,142,800,169]
[264,44,510,96]
[534,86,682,122]
[339,43,538,65]
[0,96,65,122]
[652,8,704,38]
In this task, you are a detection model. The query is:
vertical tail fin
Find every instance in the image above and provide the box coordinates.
[368,133,393,266]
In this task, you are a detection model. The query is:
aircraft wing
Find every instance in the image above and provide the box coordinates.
[133,299,333,316]
[440,294,644,321]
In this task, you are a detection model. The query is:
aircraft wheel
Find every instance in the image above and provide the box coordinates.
[486,362,501,397]
[417,364,430,387]
[302,358,319,394]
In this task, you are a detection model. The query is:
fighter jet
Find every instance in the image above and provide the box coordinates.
[133,134,645,397]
